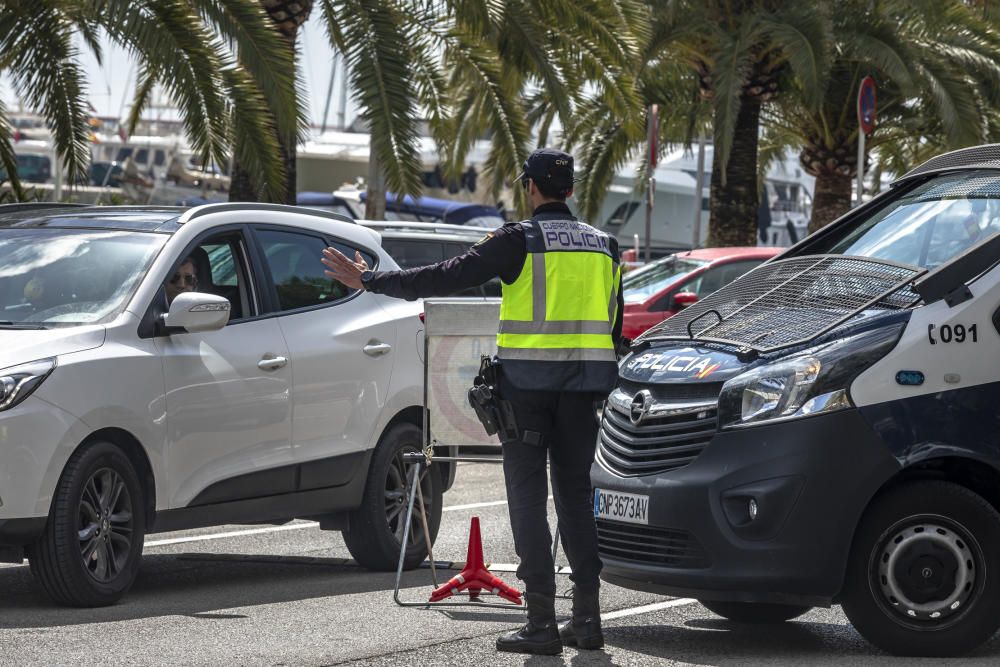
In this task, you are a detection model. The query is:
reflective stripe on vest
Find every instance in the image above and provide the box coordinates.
[497,216,620,367]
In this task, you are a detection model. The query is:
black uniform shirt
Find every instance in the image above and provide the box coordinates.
[364,202,625,344]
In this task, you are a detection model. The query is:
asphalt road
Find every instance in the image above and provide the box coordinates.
[2,462,1000,666]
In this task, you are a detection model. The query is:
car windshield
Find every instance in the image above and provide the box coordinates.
[812,170,1000,269]
[623,257,708,304]
[0,229,166,327]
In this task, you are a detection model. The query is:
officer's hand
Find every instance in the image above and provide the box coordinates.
[321,247,369,290]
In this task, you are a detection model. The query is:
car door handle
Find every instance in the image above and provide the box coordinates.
[363,342,392,357]
[258,355,288,371]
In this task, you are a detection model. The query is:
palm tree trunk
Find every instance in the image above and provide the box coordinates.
[808,170,853,232]
[707,97,761,247]
[229,1,309,204]
[228,102,297,204]
[365,148,386,220]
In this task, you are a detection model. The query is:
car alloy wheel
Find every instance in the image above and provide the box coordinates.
[384,446,434,547]
[78,468,135,584]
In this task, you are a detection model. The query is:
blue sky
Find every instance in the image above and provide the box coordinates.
[1,20,357,130]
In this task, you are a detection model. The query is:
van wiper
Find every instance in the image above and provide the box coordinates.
[0,321,47,330]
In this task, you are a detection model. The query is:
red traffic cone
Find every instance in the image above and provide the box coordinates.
[428,516,523,605]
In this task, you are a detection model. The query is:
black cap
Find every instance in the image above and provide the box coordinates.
[515,148,577,192]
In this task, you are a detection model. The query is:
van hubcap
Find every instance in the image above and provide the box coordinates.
[78,468,134,583]
[875,517,980,626]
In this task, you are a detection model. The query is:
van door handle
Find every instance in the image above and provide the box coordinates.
[258,355,288,370]
[363,342,392,357]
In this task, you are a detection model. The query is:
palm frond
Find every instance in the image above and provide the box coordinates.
[190,0,307,143]
[322,0,423,197]
[0,101,26,200]
[1,0,92,186]
[760,6,832,110]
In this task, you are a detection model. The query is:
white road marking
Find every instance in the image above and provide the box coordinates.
[602,597,698,620]
[440,499,508,512]
[143,496,518,548]
[144,523,318,547]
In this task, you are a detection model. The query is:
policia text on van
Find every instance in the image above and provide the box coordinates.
[595,144,1000,657]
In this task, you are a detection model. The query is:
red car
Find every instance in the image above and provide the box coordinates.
[621,246,783,340]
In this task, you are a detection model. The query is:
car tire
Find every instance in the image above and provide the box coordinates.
[699,600,812,623]
[841,480,1000,657]
[27,441,146,607]
[343,423,442,571]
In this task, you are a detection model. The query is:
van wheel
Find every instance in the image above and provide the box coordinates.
[699,600,812,623]
[343,423,442,571]
[841,481,1000,656]
[27,442,145,607]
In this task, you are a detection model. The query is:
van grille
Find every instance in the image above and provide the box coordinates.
[597,520,710,568]
[598,397,717,476]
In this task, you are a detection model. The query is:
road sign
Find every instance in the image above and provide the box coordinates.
[857,76,877,135]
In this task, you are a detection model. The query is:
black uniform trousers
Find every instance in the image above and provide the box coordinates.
[499,374,604,597]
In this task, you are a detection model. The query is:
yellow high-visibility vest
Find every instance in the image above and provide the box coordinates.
[497,213,621,392]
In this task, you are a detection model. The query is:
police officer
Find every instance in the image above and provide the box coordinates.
[321,148,623,656]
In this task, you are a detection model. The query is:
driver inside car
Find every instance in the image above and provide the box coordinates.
[165,257,198,304]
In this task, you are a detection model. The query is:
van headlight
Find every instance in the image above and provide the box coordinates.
[718,323,904,429]
[0,358,56,411]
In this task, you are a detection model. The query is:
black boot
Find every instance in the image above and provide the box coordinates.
[558,590,604,650]
[496,592,562,655]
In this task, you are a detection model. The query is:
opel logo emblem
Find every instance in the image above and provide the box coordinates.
[630,390,653,424]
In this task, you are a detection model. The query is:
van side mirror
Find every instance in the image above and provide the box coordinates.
[163,292,230,333]
[671,292,699,310]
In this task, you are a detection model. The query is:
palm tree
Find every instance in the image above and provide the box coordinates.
[229,0,646,214]
[228,0,312,203]
[764,0,1000,231]
[569,0,831,247]
[0,0,299,202]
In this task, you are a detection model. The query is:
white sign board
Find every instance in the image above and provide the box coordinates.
[424,299,501,448]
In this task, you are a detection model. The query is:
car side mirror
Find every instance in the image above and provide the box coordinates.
[671,292,698,310]
[162,292,231,333]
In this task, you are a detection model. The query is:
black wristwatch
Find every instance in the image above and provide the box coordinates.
[360,270,375,288]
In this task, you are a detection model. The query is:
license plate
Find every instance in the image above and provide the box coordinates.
[594,488,649,525]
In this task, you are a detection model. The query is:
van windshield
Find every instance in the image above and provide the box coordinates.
[812,170,1000,270]
[0,229,165,327]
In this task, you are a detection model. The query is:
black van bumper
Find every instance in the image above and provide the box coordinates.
[592,409,900,607]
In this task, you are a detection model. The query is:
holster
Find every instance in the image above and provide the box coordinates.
[467,355,519,443]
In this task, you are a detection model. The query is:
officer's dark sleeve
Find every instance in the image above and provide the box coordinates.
[363,224,524,300]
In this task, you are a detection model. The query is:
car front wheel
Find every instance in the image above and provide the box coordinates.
[343,423,442,571]
[28,441,146,607]
[841,480,1000,657]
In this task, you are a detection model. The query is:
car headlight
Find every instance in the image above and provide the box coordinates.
[718,323,904,429]
[0,358,56,411]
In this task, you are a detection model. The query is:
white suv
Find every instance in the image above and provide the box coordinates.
[0,203,451,607]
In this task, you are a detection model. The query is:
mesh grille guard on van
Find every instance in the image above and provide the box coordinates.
[638,255,925,356]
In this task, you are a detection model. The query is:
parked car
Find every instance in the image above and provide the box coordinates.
[299,189,505,228]
[621,247,783,340]
[594,146,1000,656]
[0,202,454,607]
[358,220,500,297]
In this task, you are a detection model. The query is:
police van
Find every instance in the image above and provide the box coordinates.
[593,144,1000,656]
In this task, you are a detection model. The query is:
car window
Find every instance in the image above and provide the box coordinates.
[168,233,254,321]
[382,239,445,269]
[256,229,364,312]
[623,257,709,304]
